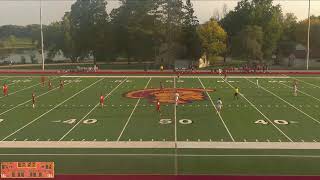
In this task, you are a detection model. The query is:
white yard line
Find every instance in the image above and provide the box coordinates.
[0,78,77,116]
[198,78,235,142]
[174,77,177,142]
[225,78,293,142]
[58,78,127,141]
[0,77,60,99]
[278,81,320,102]
[246,78,320,124]
[1,78,104,141]
[173,77,178,176]
[116,78,152,141]
[288,76,320,89]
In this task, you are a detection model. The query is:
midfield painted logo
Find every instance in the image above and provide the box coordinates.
[125,88,214,104]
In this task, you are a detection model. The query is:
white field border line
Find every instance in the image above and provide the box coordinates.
[4,141,320,149]
[61,75,293,79]
[1,78,104,141]
[173,76,178,176]
[59,77,128,141]
[198,78,235,142]
[246,78,320,124]
[2,154,320,158]
[225,78,293,142]
[0,76,60,99]
[174,77,177,142]
[0,78,78,116]
[278,81,320,102]
[117,78,152,141]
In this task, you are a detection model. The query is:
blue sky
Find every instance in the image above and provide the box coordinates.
[0,1,319,26]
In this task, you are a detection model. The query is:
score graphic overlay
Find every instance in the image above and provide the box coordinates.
[1,162,54,178]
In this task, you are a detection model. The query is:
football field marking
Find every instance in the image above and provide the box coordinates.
[278,81,320,102]
[198,78,235,142]
[286,76,320,89]
[1,78,104,141]
[224,79,293,142]
[0,77,59,99]
[117,78,152,141]
[246,78,320,124]
[0,78,78,116]
[59,78,128,141]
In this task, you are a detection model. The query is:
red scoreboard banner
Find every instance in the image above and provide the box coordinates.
[1,162,54,178]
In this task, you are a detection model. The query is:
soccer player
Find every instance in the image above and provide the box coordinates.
[218,69,222,75]
[174,91,180,106]
[216,98,223,113]
[156,100,161,112]
[100,93,105,108]
[59,80,64,90]
[3,83,8,96]
[41,76,46,87]
[234,87,240,100]
[48,80,52,90]
[224,72,227,82]
[160,81,164,90]
[32,92,36,109]
[293,80,298,96]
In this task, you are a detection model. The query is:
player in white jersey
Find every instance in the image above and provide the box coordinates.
[293,81,298,96]
[256,78,259,88]
[216,98,223,113]
[174,91,180,106]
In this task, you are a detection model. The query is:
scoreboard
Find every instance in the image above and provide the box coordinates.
[1,162,54,178]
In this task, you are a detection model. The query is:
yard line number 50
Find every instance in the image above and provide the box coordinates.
[160,119,193,125]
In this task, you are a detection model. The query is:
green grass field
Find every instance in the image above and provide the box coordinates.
[1,74,320,175]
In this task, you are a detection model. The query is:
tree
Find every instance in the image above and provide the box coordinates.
[181,0,201,60]
[278,13,298,57]
[232,25,264,62]
[295,16,320,50]
[197,19,227,64]
[69,0,109,64]
[221,0,283,59]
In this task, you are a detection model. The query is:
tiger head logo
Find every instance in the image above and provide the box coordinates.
[125,88,214,104]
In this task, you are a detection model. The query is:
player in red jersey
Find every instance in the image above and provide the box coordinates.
[3,83,8,96]
[156,100,161,112]
[48,80,52,90]
[100,93,105,108]
[32,92,36,108]
[59,80,64,90]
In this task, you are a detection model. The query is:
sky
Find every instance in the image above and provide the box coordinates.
[0,0,319,26]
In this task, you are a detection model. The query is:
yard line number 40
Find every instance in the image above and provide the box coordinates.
[255,119,289,125]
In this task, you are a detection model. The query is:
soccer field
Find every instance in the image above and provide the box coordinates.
[1,74,320,175]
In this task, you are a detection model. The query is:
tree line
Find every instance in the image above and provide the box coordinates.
[0,0,319,66]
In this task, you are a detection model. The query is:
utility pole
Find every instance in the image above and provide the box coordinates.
[40,0,45,71]
[306,0,311,70]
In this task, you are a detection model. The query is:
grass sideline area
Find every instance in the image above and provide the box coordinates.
[0,73,320,175]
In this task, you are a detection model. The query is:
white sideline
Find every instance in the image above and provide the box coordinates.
[1,78,104,141]
[61,75,294,79]
[2,141,320,149]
